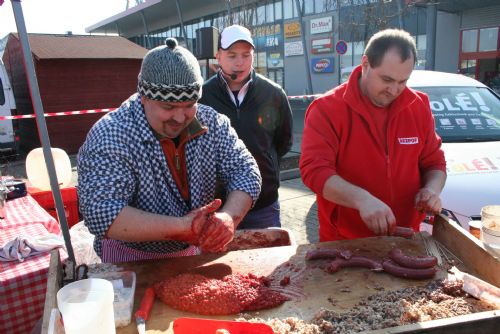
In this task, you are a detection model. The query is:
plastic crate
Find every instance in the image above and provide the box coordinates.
[28,185,79,227]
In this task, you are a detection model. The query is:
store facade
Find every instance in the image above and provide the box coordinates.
[458,5,500,93]
[86,0,500,95]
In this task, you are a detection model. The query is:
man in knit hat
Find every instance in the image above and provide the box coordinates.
[78,38,261,263]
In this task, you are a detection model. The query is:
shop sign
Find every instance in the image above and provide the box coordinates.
[311,57,334,73]
[256,52,267,68]
[311,37,333,54]
[268,53,284,68]
[310,17,332,34]
[284,21,301,38]
[284,41,304,57]
[252,24,281,38]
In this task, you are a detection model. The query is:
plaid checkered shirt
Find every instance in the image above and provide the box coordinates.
[77,93,261,257]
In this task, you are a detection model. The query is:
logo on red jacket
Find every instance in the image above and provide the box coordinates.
[398,137,419,145]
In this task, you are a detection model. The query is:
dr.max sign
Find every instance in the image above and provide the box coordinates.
[310,17,332,34]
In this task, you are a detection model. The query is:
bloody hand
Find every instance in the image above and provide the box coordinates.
[198,212,236,253]
[182,199,222,245]
[414,187,442,214]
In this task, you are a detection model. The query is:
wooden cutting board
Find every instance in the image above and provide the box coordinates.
[115,236,446,334]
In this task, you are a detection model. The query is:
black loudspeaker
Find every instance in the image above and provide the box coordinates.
[195,27,219,59]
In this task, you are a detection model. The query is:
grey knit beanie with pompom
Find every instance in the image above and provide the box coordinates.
[138,38,203,102]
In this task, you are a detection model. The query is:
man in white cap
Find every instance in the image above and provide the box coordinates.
[78,38,261,262]
[200,25,293,229]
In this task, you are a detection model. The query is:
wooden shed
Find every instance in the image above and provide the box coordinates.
[2,33,147,155]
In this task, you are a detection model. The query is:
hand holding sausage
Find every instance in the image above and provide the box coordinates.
[414,187,442,214]
[358,196,396,236]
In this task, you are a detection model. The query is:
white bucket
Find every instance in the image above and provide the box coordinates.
[480,205,500,257]
[57,278,116,334]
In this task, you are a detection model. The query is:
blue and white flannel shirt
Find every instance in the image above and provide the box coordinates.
[77,93,261,257]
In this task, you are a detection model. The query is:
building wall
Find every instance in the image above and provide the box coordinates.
[435,11,460,74]
[3,35,142,154]
[461,5,500,29]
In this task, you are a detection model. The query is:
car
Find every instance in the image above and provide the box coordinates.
[0,59,19,159]
[407,70,500,228]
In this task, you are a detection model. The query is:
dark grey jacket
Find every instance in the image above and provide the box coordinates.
[200,70,293,210]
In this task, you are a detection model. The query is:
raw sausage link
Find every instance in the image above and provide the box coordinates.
[392,226,415,238]
[388,248,437,269]
[326,256,383,273]
[305,248,352,261]
[382,259,437,280]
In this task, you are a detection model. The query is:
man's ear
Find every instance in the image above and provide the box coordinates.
[361,55,370,73]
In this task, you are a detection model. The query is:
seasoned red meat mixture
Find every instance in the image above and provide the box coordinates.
[154,272,289,315]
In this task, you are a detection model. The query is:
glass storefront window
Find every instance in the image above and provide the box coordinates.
[275,1,282,20]
[266,3,274,23]
[479,27,499,52]
[284,0,293,19]
[460,59,477,78]
[257,5,266,25]
[416,34,426,68]
[305,0,314,14]
[232,11,240,25]
[314,0,324,13]
[462,29,478,52]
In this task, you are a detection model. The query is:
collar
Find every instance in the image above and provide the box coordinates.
[217,69,253,106]
[151,117,206,142]
[344,65,417,117]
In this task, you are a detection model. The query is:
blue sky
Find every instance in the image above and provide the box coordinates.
[0,0,125,39]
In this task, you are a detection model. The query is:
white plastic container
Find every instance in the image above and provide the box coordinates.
[89,270,137,327]
[57,278,115,334]
[480,205,500,257]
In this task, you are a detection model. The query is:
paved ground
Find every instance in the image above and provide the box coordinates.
[279,177,319,245]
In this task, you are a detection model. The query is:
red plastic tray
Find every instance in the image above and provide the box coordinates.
[172,317,274,334]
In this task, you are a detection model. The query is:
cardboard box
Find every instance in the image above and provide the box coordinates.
[28,186,79,227]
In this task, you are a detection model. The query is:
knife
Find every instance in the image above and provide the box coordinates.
[135,287,155,334]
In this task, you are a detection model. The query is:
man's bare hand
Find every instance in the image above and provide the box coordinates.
[415,187,442,214]
[198,212,236,253]
[358,196,396,236]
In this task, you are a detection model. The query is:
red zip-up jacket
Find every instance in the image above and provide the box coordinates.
[300,65,446,241]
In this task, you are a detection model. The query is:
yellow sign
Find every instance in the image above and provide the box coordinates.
[252,24,281,38]
[284,22,301,39]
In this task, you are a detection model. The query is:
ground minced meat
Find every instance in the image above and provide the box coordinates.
[154,272,289,315]
[240,279,496,334]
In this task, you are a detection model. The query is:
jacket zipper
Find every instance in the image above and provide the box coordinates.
[175,151,180,171]
[386,155,391,178]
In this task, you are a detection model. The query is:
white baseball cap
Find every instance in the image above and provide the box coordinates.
[219,25,255,50]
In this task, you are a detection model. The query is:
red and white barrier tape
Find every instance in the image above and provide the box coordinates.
[287,94,322,100]
[0,108,116,121]
[0,94,322,121]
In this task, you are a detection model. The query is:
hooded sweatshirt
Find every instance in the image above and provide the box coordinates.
[299,65,446,241]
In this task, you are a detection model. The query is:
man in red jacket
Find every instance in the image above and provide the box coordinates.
[300,29,447,241]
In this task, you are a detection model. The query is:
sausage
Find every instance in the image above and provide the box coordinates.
[305,248,352,261]
[326,256,383,273]
[388,248,437,269]
[382,259,437,280]
[391,226,414,238]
